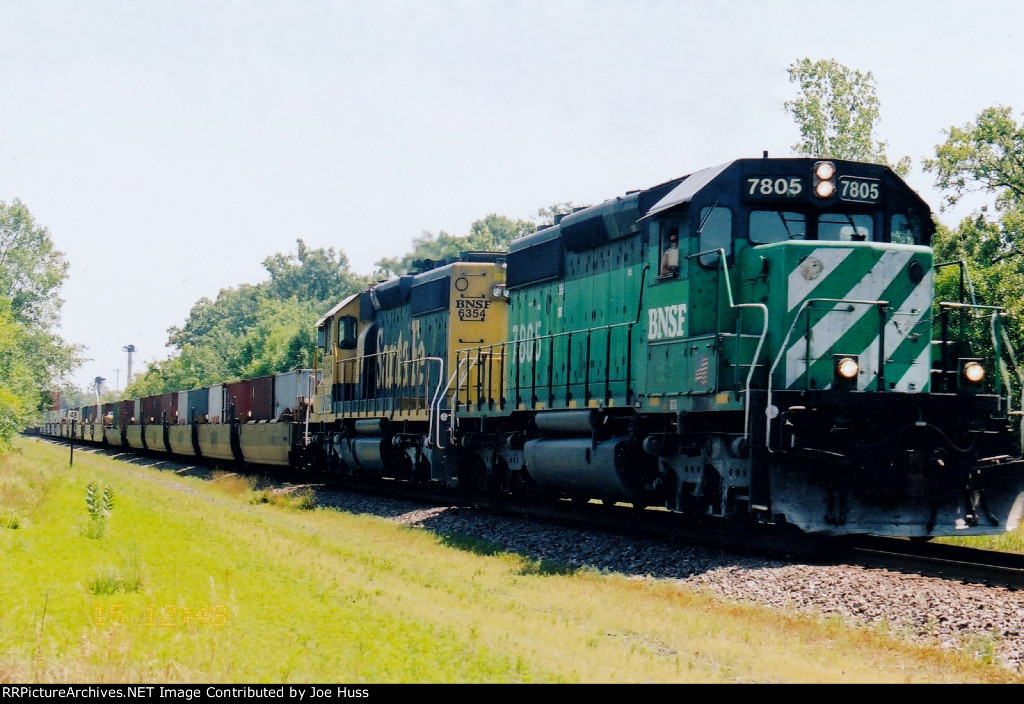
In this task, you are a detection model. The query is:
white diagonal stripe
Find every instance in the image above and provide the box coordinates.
[855,269,933,391]
[785,250,914,387]
[787,248,855,312]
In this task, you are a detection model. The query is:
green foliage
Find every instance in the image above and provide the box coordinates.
[262,239,369,303]
[0,296,76,449]
[926,107,1024,372]
[0,199,69,328]
[374,211,560,278]
[924,105,1024,213]
[84,481,114,539]
[374,229,476,279]
[0,199,80,448]
[85,547,143,595]
[129,239,370,395]
[86,481,115,520]
[784,58,910,175]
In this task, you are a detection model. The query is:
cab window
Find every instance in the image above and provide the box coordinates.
[818,213,873,242]
[890,213,920,245]
[658,225,680,277]
[698,207,732,267]
[337,315,358,350]
[750,210,806,244]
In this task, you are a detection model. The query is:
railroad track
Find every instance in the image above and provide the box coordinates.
[831,535,1024,591]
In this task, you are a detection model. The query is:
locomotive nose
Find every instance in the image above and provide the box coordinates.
[755,240,933,393]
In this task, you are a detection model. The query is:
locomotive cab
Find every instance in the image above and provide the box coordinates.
[642,158,1024,535]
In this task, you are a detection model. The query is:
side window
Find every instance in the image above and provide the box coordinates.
[658,225,680,277]
[890,213,919,245]
[750,211,806,244]
[698,207,732,267]
[317,322,331,351]
[338,315,358,350]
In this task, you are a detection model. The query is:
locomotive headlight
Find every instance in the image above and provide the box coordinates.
[833,354,859,390]
[491,284,505,298]
[960,359,986,391]
[964,361,985,383]
[814,160,836,199]
[837,357,859,379]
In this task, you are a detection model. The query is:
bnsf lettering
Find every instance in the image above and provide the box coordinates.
[648,304,687,341]
[456,298,491,321]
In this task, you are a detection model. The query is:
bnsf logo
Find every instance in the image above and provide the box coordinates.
[647,303,687,341]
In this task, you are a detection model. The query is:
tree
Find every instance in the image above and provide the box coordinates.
[374,213,537,278]
[536,202,582,227]
[374,230,476,279]
[0,199,70,328]
[0,200,80,448]
[132,240,368,395]
[0,298,39,447]
[924,105,1024,214]
[784,58,910,175]
[924,106,1024,376]
[262,238,371,304]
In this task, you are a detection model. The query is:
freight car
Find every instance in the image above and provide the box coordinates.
[43,157,1024,538]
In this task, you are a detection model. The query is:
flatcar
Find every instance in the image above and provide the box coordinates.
[42,157,1024,538]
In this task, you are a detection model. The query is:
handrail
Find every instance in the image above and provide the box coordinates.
[303,372,316,446]
[433,355,469,449]
[412,356,444,447]
[935,259,979,307]
[687,248,769,443]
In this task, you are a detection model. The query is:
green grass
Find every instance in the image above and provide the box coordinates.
[1,437,1021,683]
[937,525,1024,553]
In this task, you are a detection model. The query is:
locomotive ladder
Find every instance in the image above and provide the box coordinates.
[688,247,769,445]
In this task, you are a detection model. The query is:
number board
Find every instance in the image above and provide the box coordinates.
[745,176,805,199]
[838,176,880,203]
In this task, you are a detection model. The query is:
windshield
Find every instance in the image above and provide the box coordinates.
[750,210,807,244]
[818,213,874,241]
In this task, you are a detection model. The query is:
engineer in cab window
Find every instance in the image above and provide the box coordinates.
[660,229,679,276]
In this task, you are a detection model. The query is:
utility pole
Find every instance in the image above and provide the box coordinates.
[114,368,121,392]
[123,345,135,388]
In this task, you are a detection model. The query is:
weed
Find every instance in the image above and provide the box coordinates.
[86,482,115,520]
[85,548,144,595]
[251,486,317,510]
[83,482,114,539]
[211,472,256,496]
[963,631,1001,665]
[86,567,124,596]
[0,509,22,529]
[520,558,576,576]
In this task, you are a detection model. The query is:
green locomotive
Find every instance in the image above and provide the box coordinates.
[445,157,1024,536]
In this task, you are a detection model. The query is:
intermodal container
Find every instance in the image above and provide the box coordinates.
[224,380,252,421]
[188,387,209,423]
[176,391,189,424]
[209,384,224,423]
[274,370,319,420]
[250,375,274,421]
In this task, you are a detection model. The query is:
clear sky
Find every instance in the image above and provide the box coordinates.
[3,0,1022,391]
